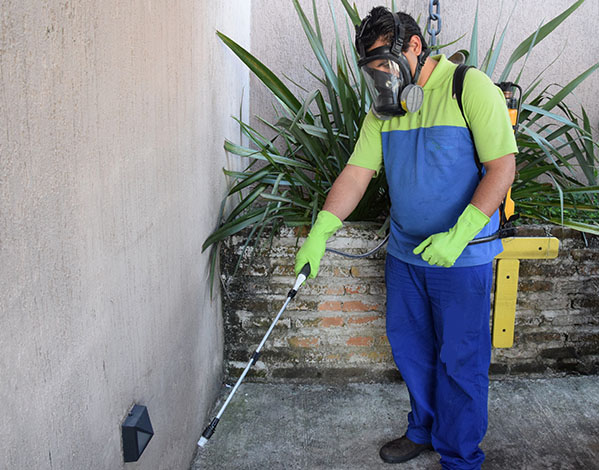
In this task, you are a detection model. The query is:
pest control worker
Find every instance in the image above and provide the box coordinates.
[294,6,517,470]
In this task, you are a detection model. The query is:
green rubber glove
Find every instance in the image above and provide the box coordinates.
[413,204,490,268]
[295,210,343,278]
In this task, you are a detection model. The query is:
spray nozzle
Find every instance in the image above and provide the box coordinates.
[288,263,311,298]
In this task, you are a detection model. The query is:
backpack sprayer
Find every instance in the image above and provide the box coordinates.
[498,80,523,224]
[444,65,523,247]
[197,263,311,448]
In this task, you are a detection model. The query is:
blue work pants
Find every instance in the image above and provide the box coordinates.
[385,254,493,470]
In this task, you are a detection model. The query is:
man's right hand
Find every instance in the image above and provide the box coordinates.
[294,210,342,278]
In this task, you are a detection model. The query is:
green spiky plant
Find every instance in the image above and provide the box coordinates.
[203,0,599,287]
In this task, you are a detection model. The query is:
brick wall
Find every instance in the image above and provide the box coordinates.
[220,224,599,383]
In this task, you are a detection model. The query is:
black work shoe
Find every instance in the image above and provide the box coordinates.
[379,435,433,464]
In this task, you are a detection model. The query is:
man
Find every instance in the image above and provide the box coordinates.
[294,6,517,470]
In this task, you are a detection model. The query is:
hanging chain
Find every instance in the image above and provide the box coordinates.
[426,0,442,48]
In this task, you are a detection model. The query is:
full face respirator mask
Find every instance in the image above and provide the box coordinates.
[355,11,430,120]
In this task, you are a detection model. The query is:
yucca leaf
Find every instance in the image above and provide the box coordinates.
[484,2,516,77]
[466,1,479,67]
[543,218,599,236]
[284,122,335,183]
[312,0,323,42]
[564,133,597,187]
[515,20,544,84]
[260,193,313,210]
[346,18,361,86]
[529,63,599,126]
[223,169,292,187]
[315,91,347,169]
[292,0,339,94]
[224,140,313,170]
[521,125,571,174]
[520,200,598,211]
[522,104,584,130]
[228,168,273,195]
[340,0,361,26]
[562,186,599,194]
[499,0,586,82]
[580,107,598,185]
[329,0,345,74]
[224,184,268,223]
[202,208,271,252]
[282,73,310,94]
[216,31,302,116]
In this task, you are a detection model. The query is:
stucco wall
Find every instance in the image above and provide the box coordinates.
[0,1,249,469]
[250,0,599,134]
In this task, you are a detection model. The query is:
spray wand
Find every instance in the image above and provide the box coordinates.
[198,263,311,448]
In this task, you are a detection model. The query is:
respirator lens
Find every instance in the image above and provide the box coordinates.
[362,59,404,117]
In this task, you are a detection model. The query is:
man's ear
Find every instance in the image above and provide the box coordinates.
[409,35,422,55]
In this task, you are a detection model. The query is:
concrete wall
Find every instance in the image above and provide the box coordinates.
[250,0,599,134]
[0,1,249,469]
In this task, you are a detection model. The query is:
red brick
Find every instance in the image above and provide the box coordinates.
[350,351,391,362]
[348,315,380,325]
[272,265,294,276]
[333,267,351,277]
[344,284,368,295]
[318,301,342,311]
[325,286,345,295]
[351,265,384,277]
[325,354,342,361]
[320,316,344,327]
[346,336,374,347]
[342,300,380,312]
[288,337,319,348]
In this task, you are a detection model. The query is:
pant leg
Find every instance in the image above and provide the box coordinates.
[426,263,493,470]
[385,254,436,445]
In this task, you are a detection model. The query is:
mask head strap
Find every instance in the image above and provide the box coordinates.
[389,12,404,57]
[355,10,405,64]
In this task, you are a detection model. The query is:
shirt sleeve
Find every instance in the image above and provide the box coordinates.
[347,110,384,175]
[462,69,519,162]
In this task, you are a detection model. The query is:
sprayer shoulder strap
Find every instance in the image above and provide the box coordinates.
[452,64,512,228]
[452,64,484,181]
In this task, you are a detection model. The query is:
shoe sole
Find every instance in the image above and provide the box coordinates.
[379,444,433,464]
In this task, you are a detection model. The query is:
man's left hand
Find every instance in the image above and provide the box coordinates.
[413,230,469,267]
[413,204,490,267]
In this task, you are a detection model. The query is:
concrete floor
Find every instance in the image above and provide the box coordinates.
[191,376,599,470]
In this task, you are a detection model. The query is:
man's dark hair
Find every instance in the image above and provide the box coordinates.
[355,6,428,53]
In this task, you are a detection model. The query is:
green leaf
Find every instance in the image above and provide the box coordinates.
[260,193,313,210]
[224,140,313,170]
[514,20,544,84]
[202,208,270,251]
[292,0,339,94]
[483,2,516,77]
[499,0,586,82]
[537,63,599,117]
[562,186,599,194]
[340,0,361,26]
[466,1,479,67]
[216,31,302,115]
[224,184,268,223]
[521,104,583,130]
[228,168,273,195]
